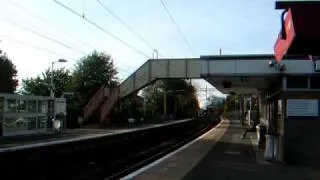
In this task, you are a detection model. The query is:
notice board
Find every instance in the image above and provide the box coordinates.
[286,99,319,117]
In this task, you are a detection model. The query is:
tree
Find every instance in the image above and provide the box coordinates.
[71,51,118,106]
[0,53,18,93]
[21,68,72,97]
[206,95,225,118]
[143,79,199,119]
[119,94,144,117]
[207,95,225,109]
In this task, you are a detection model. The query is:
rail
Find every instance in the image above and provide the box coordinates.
[100,86,120,123]
[83,85,106,120]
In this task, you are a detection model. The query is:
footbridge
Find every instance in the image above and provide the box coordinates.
[84,54,315,123]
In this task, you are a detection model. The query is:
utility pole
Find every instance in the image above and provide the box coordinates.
[163,80,167,120]
[50,59,67,97]
[205,84,208,101]
[153,49,158,59]
[248,95,252,127]
[239,95,242,119]
[50,61,56,98]
[0,40,2,54]
[243,95,247,126]
[143,97,146,117]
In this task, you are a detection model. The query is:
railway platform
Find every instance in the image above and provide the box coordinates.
[0,118,193,153]
[123,118,318,180]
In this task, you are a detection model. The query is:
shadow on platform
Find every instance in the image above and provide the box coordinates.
[182,122,318,180]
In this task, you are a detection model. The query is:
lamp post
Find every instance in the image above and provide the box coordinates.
[50,59,67,97]
[0,40,2,54]
[248,96,252,127]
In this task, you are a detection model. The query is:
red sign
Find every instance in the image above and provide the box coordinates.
[274,8,296,62]
[274,5,320,62]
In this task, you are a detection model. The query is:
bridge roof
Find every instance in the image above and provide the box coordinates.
[276,0,320,9]
[200,54,307,60]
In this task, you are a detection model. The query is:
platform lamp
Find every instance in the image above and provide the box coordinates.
[50,59,67,98]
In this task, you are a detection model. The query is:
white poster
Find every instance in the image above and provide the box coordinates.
[287,99,318,117]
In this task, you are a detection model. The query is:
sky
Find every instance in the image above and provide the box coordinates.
[0,0,283,107]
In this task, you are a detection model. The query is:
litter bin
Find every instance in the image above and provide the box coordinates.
[52,119,61,133]
[256,124,266,149]
[264,133,280,162]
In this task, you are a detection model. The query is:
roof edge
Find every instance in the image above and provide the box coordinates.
[200,54,307,60]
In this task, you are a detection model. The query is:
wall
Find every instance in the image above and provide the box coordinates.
[0,93,66,136]
[281,91,320,167]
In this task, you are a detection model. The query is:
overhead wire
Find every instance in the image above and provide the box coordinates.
[95,0,165,58]
[53,0,176,83]
[54,0,188,81]
[0,34,134,77]
[0,15,134,78]
[94,0,184,80]
[4,0,195,86]
[159,0,196,57]
[0,35,74,59]
[0,18,86,55]
[5,0,180,85]
[53,0,151,59]
[6,0,95,51]
[0,5,139,79]
[3,1,136,75]
[94,0,187,80]
[0,10,88,54]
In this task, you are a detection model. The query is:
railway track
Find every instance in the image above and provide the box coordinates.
[105,122,215,180]
[1,119,219,180]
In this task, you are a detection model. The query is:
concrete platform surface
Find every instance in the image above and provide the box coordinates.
[124,118,318,180]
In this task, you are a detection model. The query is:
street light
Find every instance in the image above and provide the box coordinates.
[58,59,67,63]
[0,40,2,54]
[50,59,67,97]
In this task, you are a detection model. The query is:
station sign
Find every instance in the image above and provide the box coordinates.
[286,99,319,117]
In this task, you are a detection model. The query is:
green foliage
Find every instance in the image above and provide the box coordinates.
[0,54,18,93]
[206,95,225,109]
[119,94,144,118]
[71,51,118,106]
[20,50,118,110]
[224,94,241,112]
[143,79,199,118]
[21,68,71,97]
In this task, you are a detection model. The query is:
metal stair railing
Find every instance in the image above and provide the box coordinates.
[83,85,106,120]
[100,86,119,123]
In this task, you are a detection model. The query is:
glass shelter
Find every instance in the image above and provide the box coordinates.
[0,93,66,136]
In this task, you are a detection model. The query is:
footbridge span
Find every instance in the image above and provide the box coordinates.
[84,54,314,123]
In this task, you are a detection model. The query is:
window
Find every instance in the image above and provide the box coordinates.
[3,117,16,133]
[286,76,308,89]
[37,116,47,129]
[28,100,37,113]
[38,101,47,113]
[27,117,37,130]
[5,99,16,113]
[0,98,3,113]
[16,117,27,130]
[17,100,27,113]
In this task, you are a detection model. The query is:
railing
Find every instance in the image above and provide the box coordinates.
[100,86,119,123]
[83,85,106,120]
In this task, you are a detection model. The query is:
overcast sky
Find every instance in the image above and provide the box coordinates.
[0,0,282,107]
